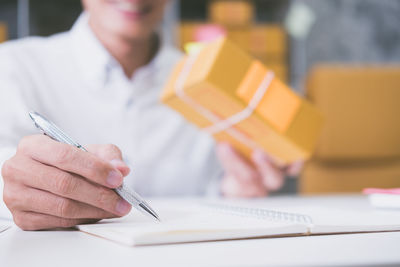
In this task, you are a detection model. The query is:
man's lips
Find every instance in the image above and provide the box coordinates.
[112,1,152,16]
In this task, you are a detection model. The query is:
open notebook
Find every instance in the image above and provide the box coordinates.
[77,200,400,246]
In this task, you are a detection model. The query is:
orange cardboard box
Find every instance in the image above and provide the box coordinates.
[300,160,400,194]
[178,22,250,51]
[252,55,288,82]
[268,63,288,83]
[161,38,322,164]
[226,27,251,51]
[307,66,400,160]
[250,24,287,56]
[0,22,7,43]
[209,0,254,27]
[178,22,203,49]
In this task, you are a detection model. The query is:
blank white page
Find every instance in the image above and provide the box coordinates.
[275,206,400,234]
[78,202,308,246]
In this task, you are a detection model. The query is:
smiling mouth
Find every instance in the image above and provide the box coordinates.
[113,1,152,16]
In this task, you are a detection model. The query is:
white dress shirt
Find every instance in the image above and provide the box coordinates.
[0,15,222,218]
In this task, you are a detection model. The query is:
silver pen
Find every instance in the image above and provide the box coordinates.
[29,111,160,221]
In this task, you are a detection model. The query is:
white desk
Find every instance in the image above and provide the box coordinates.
[1,195,400,267]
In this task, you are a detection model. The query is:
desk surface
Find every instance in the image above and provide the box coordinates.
[1,195,400,267]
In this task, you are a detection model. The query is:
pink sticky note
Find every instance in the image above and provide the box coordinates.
[363,188,400,195]
[194,24,227,42]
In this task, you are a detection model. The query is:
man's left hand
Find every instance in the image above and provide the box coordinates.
[216,143,303,197]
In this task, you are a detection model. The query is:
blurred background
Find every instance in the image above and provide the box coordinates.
[1,0,400,89]
[1,0,399,194]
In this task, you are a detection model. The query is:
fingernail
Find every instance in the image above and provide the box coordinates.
[106,170,123,187]
[116,199,131,215]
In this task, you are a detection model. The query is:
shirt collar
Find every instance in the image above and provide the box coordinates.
[70,13,114,88]
[69,13,179,90]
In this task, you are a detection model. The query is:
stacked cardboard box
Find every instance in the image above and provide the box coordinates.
[307,66,400,161]
[178,0,289,82]
[209,0,254,27]
[178,22,203,48]
[250,25,287,82]
[301,160,400,193]
[209,0,288,81]
[300,66,400,193]
[0,23,7,43]
[162,38,322,164]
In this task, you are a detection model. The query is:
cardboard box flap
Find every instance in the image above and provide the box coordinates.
[200,38,253,97]
[237,60,301,133]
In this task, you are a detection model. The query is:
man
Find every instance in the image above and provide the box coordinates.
[0,0,302,230]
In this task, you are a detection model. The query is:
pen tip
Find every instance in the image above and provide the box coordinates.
[139,202,161,222]
[28,111,41,122]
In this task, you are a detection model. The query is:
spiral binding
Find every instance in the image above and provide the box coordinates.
[205,203,313,225]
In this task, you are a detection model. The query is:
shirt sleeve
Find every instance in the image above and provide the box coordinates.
[0,43,37,219]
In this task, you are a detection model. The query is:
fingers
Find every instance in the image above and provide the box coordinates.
[217,143,263,185]
[217,143,266,197]
[109,159,130,177]
[252,150,285,191]
[18,135,124,188]
[86,144,130,177]
[86,143,123,161]
[286,160,304,177]
[4,156,131,216]
[3,136,133,230]
[221,175,267,197]
[10,185,117,219]
[13,210,99,231]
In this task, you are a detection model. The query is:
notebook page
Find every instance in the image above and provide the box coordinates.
[78,202,308,246]
[274,206,400,234]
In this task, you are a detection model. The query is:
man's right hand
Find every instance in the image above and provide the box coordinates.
[1,135,132,230]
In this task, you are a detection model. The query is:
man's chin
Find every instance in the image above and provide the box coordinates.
[119,31,153,43]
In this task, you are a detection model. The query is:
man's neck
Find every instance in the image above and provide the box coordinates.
[89,22,157,78]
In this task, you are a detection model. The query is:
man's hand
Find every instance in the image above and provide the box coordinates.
[1,135,132,230]
[216,143,303,197]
